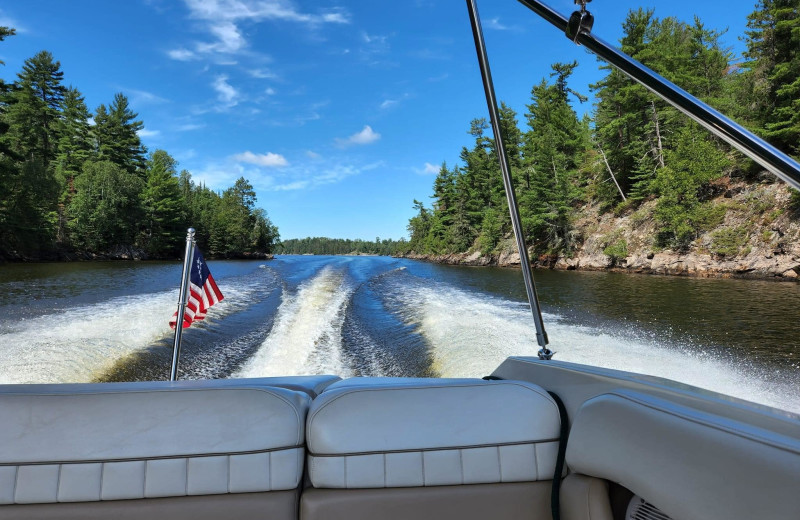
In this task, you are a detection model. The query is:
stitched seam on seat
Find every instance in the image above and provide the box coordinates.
[421,451,426,486]
[226,455,231,494]
[181,458,187,496]
[459,449,464,485]
[11,466,18,504]
[142,460,148,499]
[267,453,272,491]
[0,445,304,467]
[55,464,63,502]
[99,462,105,500]
[497,445,504,483]
[308,439,554,457]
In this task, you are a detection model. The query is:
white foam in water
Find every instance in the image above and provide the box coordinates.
[0,292,178,384]
[234,266,353,378]
[399,283,800,414]
[0,280,258,384]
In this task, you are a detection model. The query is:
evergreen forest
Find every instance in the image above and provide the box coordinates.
[279,237,408,256]
[0,31,278,261]
[407,1,800,259]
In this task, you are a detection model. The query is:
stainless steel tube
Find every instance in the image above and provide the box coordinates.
[170,228,196,381]
[516,0,800,190]
[466,0,552,358]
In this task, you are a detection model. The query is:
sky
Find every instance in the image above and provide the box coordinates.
[0,0,757,241]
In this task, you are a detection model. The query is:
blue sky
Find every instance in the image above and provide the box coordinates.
[0,0,755,241]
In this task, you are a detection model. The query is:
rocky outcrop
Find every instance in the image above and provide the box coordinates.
[400,182,800,282]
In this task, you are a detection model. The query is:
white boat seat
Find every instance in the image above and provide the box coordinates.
[565,390,800,520]
[0,379,311,520]
[301,377,562,520]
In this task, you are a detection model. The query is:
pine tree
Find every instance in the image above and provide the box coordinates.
[215,177,258,255]
[141,150,184,256]
[56,87,93,195]
[742,0,800,156]
[251,208,279,253]
[0,50,65,253]
[521,62,587,254]
[0,26,17,254]
[94,93,147,174]
[54,86,94,242]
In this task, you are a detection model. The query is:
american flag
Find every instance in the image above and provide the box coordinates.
[169,247,224,329]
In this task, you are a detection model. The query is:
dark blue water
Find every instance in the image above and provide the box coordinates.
[0,256,798,412]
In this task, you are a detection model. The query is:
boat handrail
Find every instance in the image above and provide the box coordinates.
[467,0,553,360]
[515,0,800,191]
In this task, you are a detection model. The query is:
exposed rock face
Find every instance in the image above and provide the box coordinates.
[399,182,800,282]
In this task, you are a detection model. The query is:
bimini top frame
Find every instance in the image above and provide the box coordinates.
[465,0,800,362]
[516,0,800,190]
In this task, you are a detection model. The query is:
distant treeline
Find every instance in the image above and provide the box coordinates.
[278,237,408,256]
[0,29,278,260]
[409,2,799,257]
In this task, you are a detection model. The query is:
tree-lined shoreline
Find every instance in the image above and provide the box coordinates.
[405,2,799,279]
[0,29,279,262]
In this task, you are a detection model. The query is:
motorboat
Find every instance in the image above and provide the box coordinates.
[0,1,798,520]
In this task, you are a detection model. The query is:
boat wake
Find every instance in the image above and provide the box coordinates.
[389,276,800,414]
[0,275,265,384]
[234,266,354,378]
[0,291,178,384]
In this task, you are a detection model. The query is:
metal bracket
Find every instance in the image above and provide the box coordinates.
[566,0,593,44]
[538,347,555,360]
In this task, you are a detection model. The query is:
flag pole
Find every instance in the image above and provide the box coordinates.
[170,227,196,381]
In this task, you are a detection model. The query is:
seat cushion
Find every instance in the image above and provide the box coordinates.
[0,381,310,505]
[566,390,800,520]
[306,378,561,488]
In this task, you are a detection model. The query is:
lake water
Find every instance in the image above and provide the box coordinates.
[0,255,798,413]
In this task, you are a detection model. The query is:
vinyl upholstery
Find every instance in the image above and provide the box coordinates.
[0,383,310,505]
[566,390,800,520]
[306,378,561,489]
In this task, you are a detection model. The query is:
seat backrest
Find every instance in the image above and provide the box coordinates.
[565,390,800,520]
[301,377,561,520]
[0,380,310,520]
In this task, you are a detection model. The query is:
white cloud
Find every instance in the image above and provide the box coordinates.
[190,154,382,196]
[212,74,240,108]
[362,32,387,45]
[168,48,196,61]
[335,125,380,147]
[0,11,25,33]
[274,180,309,191]
[249,68,278,79]
[271,161,382,191]
[137,129,161,138]
[306,150,321,159]
[486,17,508,31]
[196,21,246,54]
[123,87,168,105]
[176,123,205,131]
[232,150,288,168]
[380,93,409,110]
[183,0,351,25]
[172,0,351,62]
[421,162,439,174]
[265,87,276,95]
[321,12,348,23]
